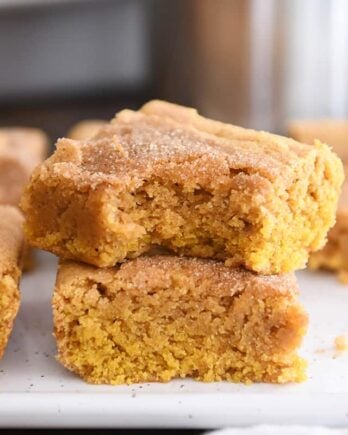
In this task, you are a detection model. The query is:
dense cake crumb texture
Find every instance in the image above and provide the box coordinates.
[53,256,308,384]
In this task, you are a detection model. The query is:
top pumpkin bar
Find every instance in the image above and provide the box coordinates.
[21,101,343,274]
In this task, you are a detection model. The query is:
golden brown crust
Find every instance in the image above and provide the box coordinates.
[58,105,322,186]
[141,101,314,168]
[22,101,343,274]
[33,101,336,188]
[0,205,24,358]
[67,120,107,140]
[57,255,300,298]
[0,127,48,206]
[53,256,308,384]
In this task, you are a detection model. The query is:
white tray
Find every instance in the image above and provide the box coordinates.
[0,252,347,429]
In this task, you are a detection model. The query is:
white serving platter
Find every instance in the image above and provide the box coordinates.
[0,251,347,429]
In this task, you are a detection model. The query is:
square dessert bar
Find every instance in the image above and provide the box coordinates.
[289,120,348,281]
[0,206,24,358]
[53,256,308,384]
[22,101,343,274]
[67,120,107,140]
[0,128,48,206]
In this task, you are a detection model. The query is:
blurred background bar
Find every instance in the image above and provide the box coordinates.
[1,0,348,143]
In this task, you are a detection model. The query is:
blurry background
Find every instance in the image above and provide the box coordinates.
[1,0,348,144]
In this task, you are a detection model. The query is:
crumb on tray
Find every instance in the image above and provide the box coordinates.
[334,334,348,353]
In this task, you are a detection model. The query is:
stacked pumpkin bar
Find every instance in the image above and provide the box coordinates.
[22,101,343,384]
[289,120,348,282]
[0,128,47,359]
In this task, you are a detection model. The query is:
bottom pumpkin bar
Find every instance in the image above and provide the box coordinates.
[0,206,24,358]
[53,256,308,385]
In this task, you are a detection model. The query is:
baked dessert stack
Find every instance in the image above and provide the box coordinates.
[22,101,344,384]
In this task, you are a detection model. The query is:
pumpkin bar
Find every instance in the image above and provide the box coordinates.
[21,101,343,274]
[289,120,348,281]
[68,120,107,140]
[0,205,24,358]
[53,256,308,384]
[0,127,48,206]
